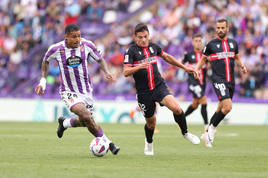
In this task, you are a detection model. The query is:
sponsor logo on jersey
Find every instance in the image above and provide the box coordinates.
[216,52,235,59]
[139,51,142,55]
[134,56,158,65]
[217,44,220,48]
[66,55,82,67]
[192,55,195,59]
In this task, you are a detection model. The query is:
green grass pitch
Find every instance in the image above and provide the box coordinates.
[0,122,268,178]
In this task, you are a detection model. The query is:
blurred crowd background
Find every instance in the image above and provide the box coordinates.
[0,0,267,102]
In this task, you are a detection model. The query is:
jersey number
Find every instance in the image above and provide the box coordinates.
[214,83,226,96]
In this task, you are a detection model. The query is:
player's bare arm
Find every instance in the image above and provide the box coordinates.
[123,62,150,77]
[161,52,198,78]
[234,54,247,74]
[98,58,116,82]
[194,56,207,79]
[35,60,49,95]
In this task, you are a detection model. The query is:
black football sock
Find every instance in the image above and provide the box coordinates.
[201,104,208,125]
[211,110,226,127]
[173,112,188,135]
[144,124,154,143]
[209,111,218,126]
[184,105,196,116]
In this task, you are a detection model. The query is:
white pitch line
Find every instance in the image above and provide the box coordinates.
[216,133,239,137]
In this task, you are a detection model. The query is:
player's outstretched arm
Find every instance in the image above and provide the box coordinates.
[160,52,198,77]
[160,52,186,69]
[98,58,116,82]
[35,60,49,95]
[194,56,207,79]
[195,56,206,71]
[123,62,150,77]
[234,54,247,74]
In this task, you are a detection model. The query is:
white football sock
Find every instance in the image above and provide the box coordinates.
[63,119,72,128]
[102,134,111,144]
[209,124,216,132]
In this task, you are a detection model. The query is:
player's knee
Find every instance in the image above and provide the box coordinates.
[222,105,232,114]
[173,106,182,115]
[146,122,155,130]
[192,103,198,109]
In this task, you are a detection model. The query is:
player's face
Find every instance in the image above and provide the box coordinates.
[135,30,149,47]
[192,37,202,51]
[65,30,81,48]
[216,22,228,39]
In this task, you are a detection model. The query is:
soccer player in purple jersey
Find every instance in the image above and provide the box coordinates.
[123,23,200,156]
[35,24,120,154]
[195,19,247,148]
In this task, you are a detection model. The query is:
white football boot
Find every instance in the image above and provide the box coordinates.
[144,138,154,156]
[202,132,213,148]
[184,132,200,144]
[207,125,215,143]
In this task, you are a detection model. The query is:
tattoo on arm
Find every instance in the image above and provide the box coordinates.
[41,61,49,78]
[98,58,110,74]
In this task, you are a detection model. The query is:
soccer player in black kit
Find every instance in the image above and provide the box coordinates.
[182,33,208,130]
[195,19,247,148]
[123,23,200,156]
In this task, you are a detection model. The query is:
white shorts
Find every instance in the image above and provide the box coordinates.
[60,91,94,112]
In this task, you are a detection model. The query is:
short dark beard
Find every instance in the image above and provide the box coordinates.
[218,32,226,39]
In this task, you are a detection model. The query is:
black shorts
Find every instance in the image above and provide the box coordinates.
[212,81,235,101]
[188,83,206,99]
[137,83,171,118]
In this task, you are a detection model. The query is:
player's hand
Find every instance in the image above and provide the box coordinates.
[185,67,199,79]
[35,85,45,95]
[105,73,117,82]
[194,69,201,80]
[240,65,247,74]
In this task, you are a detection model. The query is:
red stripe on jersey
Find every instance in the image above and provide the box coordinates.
[195,52,203,85]
[209,53,219,61]
[222,40,231,82]
[143,47,155,90]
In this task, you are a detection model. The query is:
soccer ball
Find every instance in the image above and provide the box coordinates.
[89,137,109,157]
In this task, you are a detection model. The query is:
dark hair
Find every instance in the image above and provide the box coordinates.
[134,23,149,35]
[216,18,228,27]
[65,24,80,34]
[192,33,202,39]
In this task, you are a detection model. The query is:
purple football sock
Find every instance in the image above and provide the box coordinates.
[94,128,104,137]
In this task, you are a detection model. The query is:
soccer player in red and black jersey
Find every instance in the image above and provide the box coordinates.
[123,23,200,156]
[195,19,247,148]
[182,33,208,130]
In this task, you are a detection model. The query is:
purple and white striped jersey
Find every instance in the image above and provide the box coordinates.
[43,38,102,94]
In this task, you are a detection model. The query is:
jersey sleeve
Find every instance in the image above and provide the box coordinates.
[202,42,212,57]
[154,44,163,56]
[182,52,188,64]
[124,47,134,66]
[234,40,239,54]
[82,39,102,62]
[43,44,60,62]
